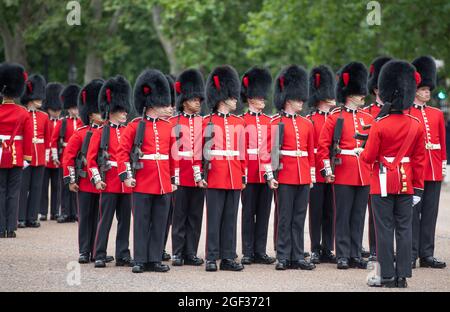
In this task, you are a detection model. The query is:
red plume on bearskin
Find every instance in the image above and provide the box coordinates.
[78,79,104,126]
[205,65,240,111]
[240,66,272,104]
[308,65,336,108]
[336,62,368,104]
[175,68,205,112]
[412,56,437,91]
[20,74,47,105]
[368,56,393,95]
[273,65,309,111]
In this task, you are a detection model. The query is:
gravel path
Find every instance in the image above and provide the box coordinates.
[1,187,449,292]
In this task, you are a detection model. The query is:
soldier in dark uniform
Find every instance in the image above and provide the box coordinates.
[362,60,426,288]
[51,84,83,223]
[362,56,393,261]
[117,69,179,273]
[63,79,104,264]
[40,83,64,221]
[409,56,447,269]
[0,63,32,238]
[201,65,247,272]
[87,76,134,269]
[263,65,316,271]
[169,69,206,267]
[239,67,275,265]
[18,74,49,229]
[317,62,373,270]
[306,65,337,264]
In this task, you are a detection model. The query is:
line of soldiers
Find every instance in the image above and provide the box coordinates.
[0,55,446,287]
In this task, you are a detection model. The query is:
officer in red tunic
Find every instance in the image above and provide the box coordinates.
[169,69,206,267]
[409,56,447,269]
[239,67,275,266]
[201,65,247,272]
[117,69,179,273]
[362,56,392,261]
[51,84,83,223]
[263,65,316,271]
[40,83,64,221]
[87,76,134,269]
[0,63,32,238]
[362,60,426,288]
[306,65,337,264]
[317,62,373,270]
[18,74,50,229]
[63,79,104,264]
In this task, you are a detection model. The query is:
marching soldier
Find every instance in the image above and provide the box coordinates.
[363,60,426,288]
[51,84,83,223]
[263,65,316,271]
[239,67,275,265]
[362,56,393,261]
[202,65,247,272]
[317,62,373,270]
[409,56,447,269]
[18,74,49,229]
[117,69,179,273]
[87,76,134,268]
[0,63,32,238]
[40,83,64,221]
[306,65,337,264]
[169,69,206,267]
[63,79,104,264]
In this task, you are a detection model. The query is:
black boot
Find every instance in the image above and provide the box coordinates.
[310,251,321,264]
[419,257,446,269]
[172,255,184,266]
[254,254,276,265]
[0,231,6,238]
[26,221,41,228]
[147,262,170,272]
[220,259,244,271]
[320,249,337,263]
[205,261,218,272]
[350,257,368,269]
[17,221,26,228]
[132,263,145,273]
[116,257,134,267]
[337,258,350,270]
[162,250,171,261]
[275,260,289,271]
[290,259,316,270]
[241,256,254,265]
[396,278,408,288]
[184,255,204,266]
[7,231,16,238]
[78,254,90,264]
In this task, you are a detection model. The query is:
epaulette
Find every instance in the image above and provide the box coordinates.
[405,114,420,123]
[77,125,89,131]
[358,110,374,118]
[160,118,171,123]
[262,113,272,118]
[376,115,389,122]
[131,117,142,123]
[426,106,443,113]
[362,104,374,111]
[270,114,281,123]
[330,107,342,115]
[232,114,244,121]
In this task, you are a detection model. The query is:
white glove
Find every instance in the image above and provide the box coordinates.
[23,160,30,169]
[310,167,316,184]
[443,161,447,177]
[413,196,421,206]
[354,147,364,157]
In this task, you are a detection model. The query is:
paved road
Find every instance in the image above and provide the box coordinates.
[1,187,449,292]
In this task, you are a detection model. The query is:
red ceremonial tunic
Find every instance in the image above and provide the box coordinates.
[50,116,83,163]
[307,110,331,184]
[46,117,60,168]
[27,109,51,167]
[363,102,383,119]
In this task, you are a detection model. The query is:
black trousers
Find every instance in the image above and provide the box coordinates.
[241,183,273,257]
[93,193,131,260]
[18,166,45,222]
[172,186,205,257]
[372,194,413,278]
[78,191,100,256]
[60,170,77,218]
[309,183,334,253]
[205,189,241,261]
[0,168,23,232]
[276,184,309,261]
[368,197,377,254]
[163,194,174,252]
[40,168,61,217]
[333,185,369,259]
[133,192,171,263]
[412,181,442,260]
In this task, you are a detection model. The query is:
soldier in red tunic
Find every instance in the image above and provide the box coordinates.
[18,74,49,229]
[51,84,83,223]
[63,79,104,264]
[117,70,179,273]
[0,63,32,238]
[306,65,337,264]
[169,69,206,267]
[263,65,316,271]
[87,76,134,269]
[317,62,373,270]
[239,67,275,266]
[362,56,392,261]
[409,56,447,269]
[40,83,64,221]
[363,60,426,288]
[202,65,247,272]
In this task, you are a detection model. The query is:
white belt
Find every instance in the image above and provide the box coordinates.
[108,161,118,167]
[426,143,441,150]
[140,153,169,160]
[314,148,318,154]
[384,157,410,163]
[178,151,194,157]
[280,150,309,157]
[209,150,240,157]
[247,149,259,155]
[339,149,358,156]
[0,135,23,141]
[32,138,45,144]
[62,142,68,147]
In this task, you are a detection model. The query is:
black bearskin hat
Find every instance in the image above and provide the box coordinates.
[78,79,104,126]
[99,75,132,118]
[336,62,368,104]
[241,66,272,104]
[165,74,176,108]
[20,74,47,105]
[205,65,240,111]
[61,84,81,110]
[134,69,171,114]
[308,65,336,107]
[274,65,309,111]
[175,69,205,112]
[42,83,64,111]
[0,63,27,98]
[368,56,393,95]
[412,56,437,91]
